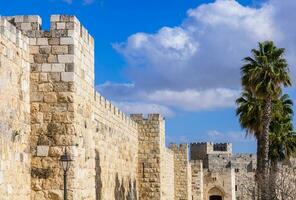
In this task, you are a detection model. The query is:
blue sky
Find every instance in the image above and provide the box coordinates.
[1,0,295,153]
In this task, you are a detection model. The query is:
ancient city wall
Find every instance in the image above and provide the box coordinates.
[0,18,31,200]
[203,169,235,200]
[131,114,163,200]
[1,14,140,200]
[191,160,203,200]
[130,114,175,200]
[170,144,192,200]
[231,154,256,200]
[0,14,266,200]
[91,94,138,200]
[161,148,174,200]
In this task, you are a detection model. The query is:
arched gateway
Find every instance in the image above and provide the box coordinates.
[209,195,222,200]
[208,187,224,200]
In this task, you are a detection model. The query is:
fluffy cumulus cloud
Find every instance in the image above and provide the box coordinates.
[98,0,296,116]
[205,130,252,143]
[97,83,239,115]
[113,102,174,117]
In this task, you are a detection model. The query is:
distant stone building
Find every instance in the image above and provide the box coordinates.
[0,14,293,200]
[189,142,256,200]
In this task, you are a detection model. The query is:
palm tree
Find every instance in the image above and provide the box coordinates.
[236,91,263,173]
[269,94,296,199]
[236,92,295,199]
[236,90,264,197]
[240,41,291,200]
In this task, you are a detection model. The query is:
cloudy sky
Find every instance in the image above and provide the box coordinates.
[2,0,296,152]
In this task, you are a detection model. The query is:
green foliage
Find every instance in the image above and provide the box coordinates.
[241,41,291,98]
[269,94,296,161]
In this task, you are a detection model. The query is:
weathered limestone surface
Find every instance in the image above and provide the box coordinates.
[131,114,162,200]
[161,149,174,200]
[1,14,139,200]
[131,114,174,200]
[190,142,256,200]
[191,160,203,200]
[0,18,31,200]
[170,144,192,200]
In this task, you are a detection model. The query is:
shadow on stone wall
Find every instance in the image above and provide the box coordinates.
[95,150,102,200]
[114,173,137,200]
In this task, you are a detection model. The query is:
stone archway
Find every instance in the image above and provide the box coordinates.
[209,195,222,200]
[208,187,224,200]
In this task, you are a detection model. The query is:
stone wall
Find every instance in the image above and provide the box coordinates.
[0,18,31,200]
[0,14,271,200]
[170,144,191,200]
[191,160,203,200]
[131,114,163,200]
[203,169,235,200]
[92,94,138,200]
[161,148,174,200]
[231,154,256,200]
[1,14,140,200]
[130,114,175,200]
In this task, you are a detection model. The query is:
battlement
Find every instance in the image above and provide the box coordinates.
[2,15,94,47]
[169,143,189,151]
[130,113,164,121]
[190,142,232,161]
[94,91,138,128]
[0,18,29,50]
[213,143,231,152]
[5,15,41,31]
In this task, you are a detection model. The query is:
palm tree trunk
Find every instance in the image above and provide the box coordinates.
[270,159,278,200]
[256,136,263,199]
[260,97,272,200]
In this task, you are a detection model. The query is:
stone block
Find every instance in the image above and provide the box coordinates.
[37,38,48,45]
[48,55,58,63]
[38,83,53,92]
[31,92,43,102]
[60,37,74,45]
[21,23,32,31]
[58,55,74,63]
[65,63,74,72]
[51,15,60,22]
[58,92,74,103]
[39,46,51,54]
[39,73,48,82]
[48,72,61,82]
[34,54,48,63]
[29,38,37,45]
[52,45,68,54]
[52,64,65,72]
[56,22,66,29]
[36,146,49,157]
[49,38,60,45]
[61,72,74,82]
[41,64,51,72]
[44,92,57,103]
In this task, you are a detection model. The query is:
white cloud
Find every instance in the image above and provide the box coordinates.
[146,88,239,111]
[100,0,296,116]
[98,82,239,112]
[113,101,174,117]
[205,130,255,143]
[114,0,286,91]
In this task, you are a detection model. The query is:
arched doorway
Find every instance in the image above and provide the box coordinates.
[209,195,222,200]
[208,187,224,200]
